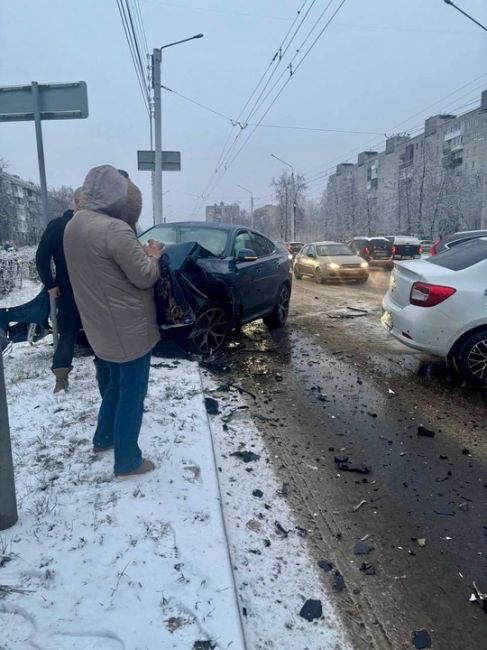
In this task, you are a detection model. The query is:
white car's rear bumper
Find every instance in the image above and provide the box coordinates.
[381,292,452,357]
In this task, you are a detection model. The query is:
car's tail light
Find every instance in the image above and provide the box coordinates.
[364,247,370,255]
[419,246,423,254]
[391,245,396,255]
[429,239,441,256]
[410,282,456,307]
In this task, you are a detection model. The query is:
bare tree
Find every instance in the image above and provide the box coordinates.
[47,185,75,216]
[271,171,307,241]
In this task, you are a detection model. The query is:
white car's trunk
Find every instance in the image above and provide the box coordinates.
[389,261,456,308]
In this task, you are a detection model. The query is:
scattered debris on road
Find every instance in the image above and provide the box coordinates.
[412,628,432,649]
[335,456,370,474]
[333,570,346,591]
[274,521,290,537]
[411,537,427,548]
[417,424,436,437]
[353,499,367,512]
[359,562,376,575]
[353,540,374,555]
[470,582,487,612]
[204,396,220,415]
[317,560,333,573]
[231,450,260,463]
[299,599,323,622]
[278,482,289,497]
[193,641,216,650]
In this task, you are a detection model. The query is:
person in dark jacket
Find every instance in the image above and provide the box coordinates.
[36,189,82,392]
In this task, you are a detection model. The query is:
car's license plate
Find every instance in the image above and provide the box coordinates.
[381,311,393,331]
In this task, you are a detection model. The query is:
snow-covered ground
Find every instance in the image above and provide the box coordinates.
[1,283,352,650]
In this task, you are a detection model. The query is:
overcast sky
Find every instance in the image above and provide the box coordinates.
[1,0,486,230]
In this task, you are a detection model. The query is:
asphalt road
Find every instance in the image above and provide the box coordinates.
[215,271,487,650]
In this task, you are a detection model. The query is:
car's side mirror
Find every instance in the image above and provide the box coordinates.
[237,248,258,262]
[308,252,316,258]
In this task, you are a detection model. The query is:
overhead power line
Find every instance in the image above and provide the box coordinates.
[200,0,348,205]
[226,0,348,170]
[207,0,313,188]
[160,83,384,134]
[116,0,151,114]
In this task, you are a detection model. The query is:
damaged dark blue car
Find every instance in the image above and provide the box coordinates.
[141,222,292,354]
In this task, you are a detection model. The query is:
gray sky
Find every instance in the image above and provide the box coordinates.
[1,0,486,230]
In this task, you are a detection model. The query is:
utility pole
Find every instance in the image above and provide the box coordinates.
[151,34,203,226]
[152,49,163,225]
[271,153,296,241]
[0,353,17,531]
[290,168,296,241]
[237,185,254,229]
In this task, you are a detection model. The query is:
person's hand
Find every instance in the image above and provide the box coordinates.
[144,239,164,258]
[48,286,61,299]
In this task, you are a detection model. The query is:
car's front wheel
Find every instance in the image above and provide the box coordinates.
[263,283,290,329]
[294,265,303,280]
[455,329,487,386]
[314,267,323,284]
[187,305,229,355]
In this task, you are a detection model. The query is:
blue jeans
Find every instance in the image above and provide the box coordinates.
[93,352,152,473]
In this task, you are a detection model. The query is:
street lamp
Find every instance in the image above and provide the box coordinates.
[271,153,296,240]
[152,33,204,225]
[237,185,254,229]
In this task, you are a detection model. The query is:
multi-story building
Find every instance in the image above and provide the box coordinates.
[205,202,241,225]
[0,172,42,245]
[323,89,487,239]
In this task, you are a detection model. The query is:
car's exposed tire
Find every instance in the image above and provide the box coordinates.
[294,265,302,280]
[455,329,487,386]
[263,283,290,329]
[314,267,323,284]
[187,305,229,355]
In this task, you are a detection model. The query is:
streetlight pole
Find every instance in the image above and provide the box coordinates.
[237,185,254,229]
[443,0,487,32]
[152,33,203,226]
[271,153,296,241]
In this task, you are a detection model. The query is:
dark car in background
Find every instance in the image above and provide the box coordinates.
[388,235,422,260]
[286,241,305,259]
[429,229,487,256]
[349,237,393,269]
[139,222,292,353]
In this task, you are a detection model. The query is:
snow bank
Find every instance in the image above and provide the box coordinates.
[1,342,244,650]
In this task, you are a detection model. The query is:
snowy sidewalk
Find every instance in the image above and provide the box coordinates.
[1,341,245,650]
[1,333,353,649]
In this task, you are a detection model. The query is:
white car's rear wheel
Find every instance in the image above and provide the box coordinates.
[455,330,487,386]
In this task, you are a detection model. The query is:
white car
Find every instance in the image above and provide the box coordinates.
[382,237,487,385]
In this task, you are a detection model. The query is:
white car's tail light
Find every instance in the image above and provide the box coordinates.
[410,282,456,307]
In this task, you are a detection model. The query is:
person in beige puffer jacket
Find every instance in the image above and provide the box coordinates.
[64,165,162,477]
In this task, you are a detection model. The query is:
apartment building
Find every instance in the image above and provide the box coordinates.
[0,172,42,245]
[323,89,487,239]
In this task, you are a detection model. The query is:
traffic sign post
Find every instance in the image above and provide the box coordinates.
[0,82,88,519]
[137,150,181,172]
[0,353,17,531]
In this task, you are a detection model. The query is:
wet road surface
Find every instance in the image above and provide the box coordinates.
[212,272,486,649]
